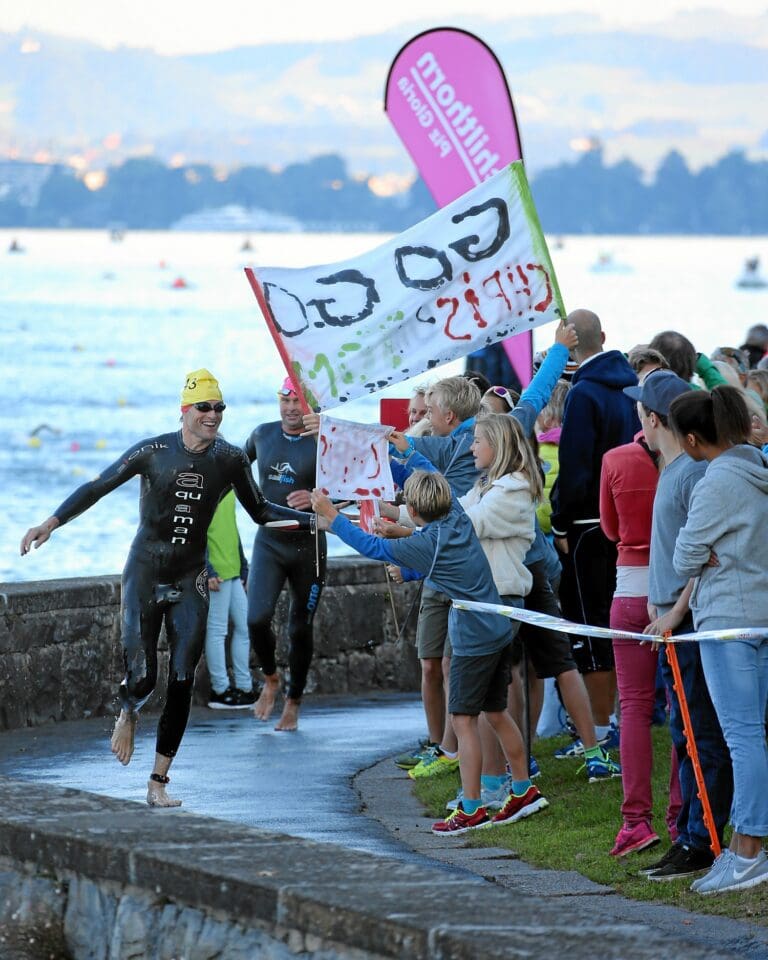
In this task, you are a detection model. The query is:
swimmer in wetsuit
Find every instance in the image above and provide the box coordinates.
[243,377,325,731]
[20,369,316,807]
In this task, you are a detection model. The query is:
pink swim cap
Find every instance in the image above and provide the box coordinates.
[278,376,298,397]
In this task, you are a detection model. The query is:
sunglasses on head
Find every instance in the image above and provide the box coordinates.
[489,386,514,405]
[277,388,298,398]
[193,401,226,413]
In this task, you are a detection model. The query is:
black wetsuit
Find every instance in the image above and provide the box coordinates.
[53,430,312,757]
[243,422,326,700]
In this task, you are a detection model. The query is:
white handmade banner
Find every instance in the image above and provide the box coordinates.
[316,415,395,501]
[452,599,768,644]
[248,161,564,410]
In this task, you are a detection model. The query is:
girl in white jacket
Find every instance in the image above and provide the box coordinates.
[449,413,542,810]
[460,413,541,599]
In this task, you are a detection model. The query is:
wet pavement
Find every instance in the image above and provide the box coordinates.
[0,692,427,861]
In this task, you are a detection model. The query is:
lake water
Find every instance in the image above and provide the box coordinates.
[2,228,766,583]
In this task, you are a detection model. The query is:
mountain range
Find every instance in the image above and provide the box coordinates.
[1,13,766,179]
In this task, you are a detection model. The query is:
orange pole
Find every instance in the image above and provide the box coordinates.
[663,632,721,858]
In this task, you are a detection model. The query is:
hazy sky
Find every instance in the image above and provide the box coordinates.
[2,0,767,52]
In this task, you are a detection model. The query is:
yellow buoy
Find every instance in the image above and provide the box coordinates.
[95,438,107,449]
[27,436,42,448]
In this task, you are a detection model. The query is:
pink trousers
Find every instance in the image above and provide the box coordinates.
[611,596,681,837]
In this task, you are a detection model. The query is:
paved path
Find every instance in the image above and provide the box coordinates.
[1,693,767,959]
[0,692,427,861]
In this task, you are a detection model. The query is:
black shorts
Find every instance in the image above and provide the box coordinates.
[449,646,513,716]
[511,561,578,679]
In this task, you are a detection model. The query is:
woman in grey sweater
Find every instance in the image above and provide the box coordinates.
[671,385,768,896]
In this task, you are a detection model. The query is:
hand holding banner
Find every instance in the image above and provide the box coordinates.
[316,415,395,501]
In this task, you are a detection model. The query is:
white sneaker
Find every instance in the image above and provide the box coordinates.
[690,850,734,893]
[697,849,768,895]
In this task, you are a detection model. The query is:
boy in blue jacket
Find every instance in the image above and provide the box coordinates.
[311,464,549,835]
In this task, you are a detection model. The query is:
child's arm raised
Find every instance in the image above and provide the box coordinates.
[312,489,430,576]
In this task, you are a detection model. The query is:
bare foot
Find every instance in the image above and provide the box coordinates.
[110,711,137,765]
[146,780,182,808]
[275,699,300,732]
[253,675,280,722]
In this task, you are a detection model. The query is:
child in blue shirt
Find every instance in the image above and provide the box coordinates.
[311,463,549,835]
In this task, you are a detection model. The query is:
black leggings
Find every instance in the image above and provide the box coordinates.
[120,556,209,758]
[247,532,326,700]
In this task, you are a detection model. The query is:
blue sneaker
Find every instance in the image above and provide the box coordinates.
[580,748,621,783]
[529,756,541,779]
[394,739,436,770]
[554,737,584,759]
[599,722,620,751]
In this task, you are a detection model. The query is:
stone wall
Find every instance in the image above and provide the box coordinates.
[0,560,421,732]
[0,778,726,960]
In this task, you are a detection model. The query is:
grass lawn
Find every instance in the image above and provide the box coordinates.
[411,728,767,925]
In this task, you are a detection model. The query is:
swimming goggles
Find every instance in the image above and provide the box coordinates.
[193,401,226,413]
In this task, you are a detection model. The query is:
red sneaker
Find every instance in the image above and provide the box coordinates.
[431,802,490,835]
[610,821,660,858]
[486,785,549,827]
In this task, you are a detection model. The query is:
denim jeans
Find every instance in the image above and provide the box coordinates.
[699,635,768,836]
[660,621,733,849]
[204,578,252,694]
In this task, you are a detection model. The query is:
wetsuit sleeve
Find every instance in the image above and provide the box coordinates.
[243,430,257,464]
[229,449,314,530]
[52,439,150,526]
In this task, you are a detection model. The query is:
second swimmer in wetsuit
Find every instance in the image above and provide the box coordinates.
[243,376,325,731]
[21,369,316,807]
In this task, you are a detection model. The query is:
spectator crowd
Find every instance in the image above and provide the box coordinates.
[310,315,768,898]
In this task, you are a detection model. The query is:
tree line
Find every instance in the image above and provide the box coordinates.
[1,148,766,234]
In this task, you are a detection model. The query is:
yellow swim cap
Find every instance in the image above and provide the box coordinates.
[181,369,223,405]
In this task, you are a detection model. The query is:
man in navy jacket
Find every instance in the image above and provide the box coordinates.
[551,309,639,751]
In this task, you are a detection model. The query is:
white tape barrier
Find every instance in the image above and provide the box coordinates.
[451,599,768,644]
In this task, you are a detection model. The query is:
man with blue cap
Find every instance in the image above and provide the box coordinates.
[623,369,732,881]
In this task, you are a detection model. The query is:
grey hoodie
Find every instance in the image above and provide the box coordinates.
[673,445,768,631]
